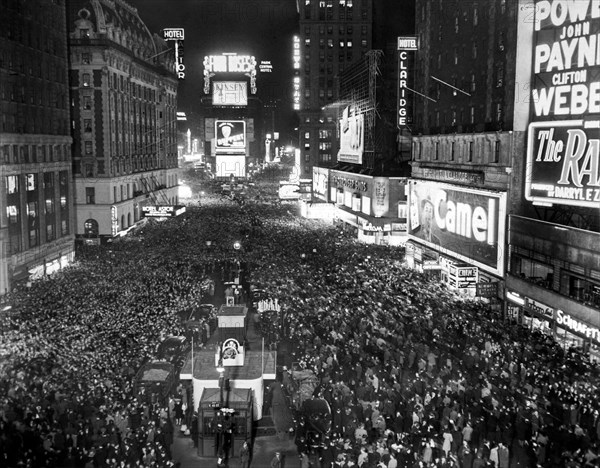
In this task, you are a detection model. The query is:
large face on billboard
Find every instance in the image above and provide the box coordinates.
[215,121,246,153]
[213,81,247,106]
[408,181,507,276]
[526,0,600,207]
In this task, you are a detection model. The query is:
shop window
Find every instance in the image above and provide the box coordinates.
[511,255,553,289]
[561,272,600,308]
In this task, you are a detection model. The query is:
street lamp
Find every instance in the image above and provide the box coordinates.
[233,241,242,251]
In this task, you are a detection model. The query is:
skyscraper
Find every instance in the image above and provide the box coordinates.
[296,0,373,177]
[1,0,75,293]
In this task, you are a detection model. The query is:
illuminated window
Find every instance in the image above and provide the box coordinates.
[500,0,506,14]
[470,74,476,92]
[496,103,503,122]
[470,107,475,124]
[361,39,367,47]
[82,53,90,64]
[82,73,90,87]
[305,38,311,47]
[455,16,459,33]
[26,173,37,191]
[80,29,89,38]
[454,48,458,65]
[473,8,478,25]
[328,39,333,48]
[347,41,352,48]
[319,38,325,48]
[339,41,344,48]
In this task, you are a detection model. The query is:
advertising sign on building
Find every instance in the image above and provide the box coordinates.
[407,181,507,276]
[476,282,499,298]
[215,121,246,153]
[338,106,364,164]
[397,36,417,128]
[447,264,478,289]
[373,177,389,218]
[163,28,185,79]
[213,81,248,106]
[141,205,186,218]
[526,0,600,207]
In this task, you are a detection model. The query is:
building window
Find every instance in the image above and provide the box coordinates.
[468,142,474,162]
[493,141,500,163]
[472,43,477,59]
[84,119,92,132]
[6,175,19,194]
[84,141,92,154]
[473,8,478,25]
[82,73,90,87]
[80,29,89,38]
[83,95,91,109]
[305,154,310,162]
[455,16,459,33]
[454,48,458,65]
[26,173,37,191]
[82,53,90,64]
[434,142,439,160]
[86,187,95,204]
[470,107,475,124]
[450,142,455,161]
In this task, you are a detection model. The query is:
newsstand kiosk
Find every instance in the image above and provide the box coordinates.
[198,387,253,457]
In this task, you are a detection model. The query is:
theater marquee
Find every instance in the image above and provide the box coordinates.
[526,0,600,207]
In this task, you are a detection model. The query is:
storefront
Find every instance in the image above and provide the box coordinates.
[505,288,600,361]
[329,170,408,246]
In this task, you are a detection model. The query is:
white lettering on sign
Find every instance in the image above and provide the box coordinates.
[397,36,418,51]
[556,309,600,341]
[432,190,497,245]
[534,0,600,31]
[163,28,184,40]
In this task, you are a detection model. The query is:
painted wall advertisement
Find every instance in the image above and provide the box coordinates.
[215,120,246,153]
[338,106,364,165]
[526,0,600,208]
[408,180,507,276]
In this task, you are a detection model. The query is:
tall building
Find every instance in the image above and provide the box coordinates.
[67,0,179,239]
[408,0,600,359]
[296,0,374,177]
[406,0,523,290]
[0,0,75,294]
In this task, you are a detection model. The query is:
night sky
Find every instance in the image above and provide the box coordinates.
[128,0,299,125]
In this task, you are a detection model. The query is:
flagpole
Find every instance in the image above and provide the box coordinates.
[262,337,265,374]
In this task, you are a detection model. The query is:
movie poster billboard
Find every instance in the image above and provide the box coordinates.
[215,120,246,153]
[407,181,507,276]
[338,106,364,164]
[526,0,600,207]
[312,167,329,201]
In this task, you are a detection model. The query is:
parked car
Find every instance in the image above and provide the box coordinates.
[157,336,190,369]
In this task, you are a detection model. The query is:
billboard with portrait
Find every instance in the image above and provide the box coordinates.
[407,181,507,276]
[215,120,246,153]
[338,107,364,164]
[526,0,600,207]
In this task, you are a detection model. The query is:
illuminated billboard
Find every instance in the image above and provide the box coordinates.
[203,54,257,94]
[397,36,417,128]
[215,155,246,178]
[526,0,600,207]
[338,107,364,164]
[215,120,246,153]
[213,81,248,106]
[407,181,507,276]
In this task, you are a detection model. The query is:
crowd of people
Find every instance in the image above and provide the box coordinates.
[1,174,599,468]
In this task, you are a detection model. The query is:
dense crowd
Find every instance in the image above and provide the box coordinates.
[251,220,600,467]
[1,174,599,468]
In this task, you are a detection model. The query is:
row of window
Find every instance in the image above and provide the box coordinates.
[0,50,67,83]
[414,140,501,164]
[1,144,70,164]
[304,25,368,36]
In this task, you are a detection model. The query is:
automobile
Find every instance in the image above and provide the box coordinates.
[156,336,190,369]
[133,360,176,404]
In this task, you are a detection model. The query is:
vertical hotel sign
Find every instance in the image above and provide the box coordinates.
[525,1,600,208]
[163,28,185,79]
[397,36,418,128]
[293,36,301,110]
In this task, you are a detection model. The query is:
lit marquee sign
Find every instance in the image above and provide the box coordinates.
[293,36,301,69]
[215,120,246,153]
[163,28,185,80]
[259,61,273,72]
[397,36,417,128]
[203,54,257,94]
[213,81,248,106]
[293,76,301,110]
[526,0,600,208]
